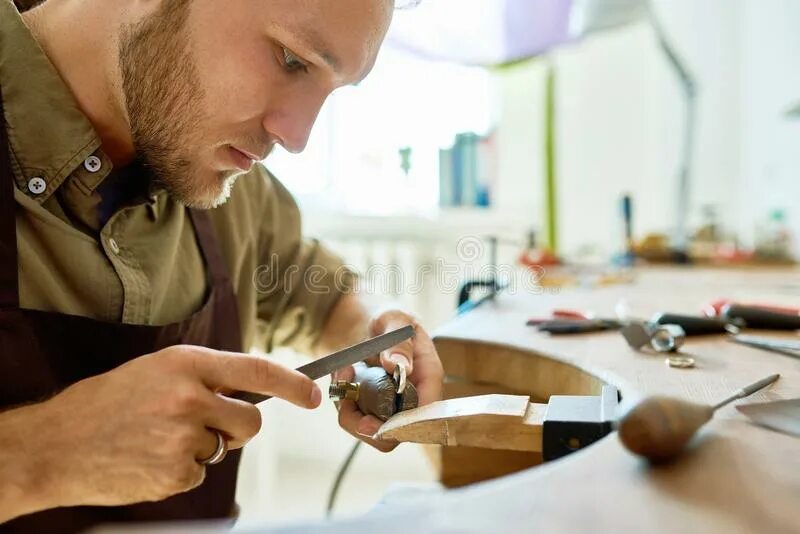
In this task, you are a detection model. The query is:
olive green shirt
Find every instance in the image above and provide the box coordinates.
[0,0,352,353]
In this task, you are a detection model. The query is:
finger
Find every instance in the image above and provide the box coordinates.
[337,400,398,453]
[203,394,263,449]
[369,312,416,375]
[404,327,443,406]
[368,310,417,337]
[413,372,443,406]
[380,350,413,377]
[185,347,322,409]
[363,353,381,368]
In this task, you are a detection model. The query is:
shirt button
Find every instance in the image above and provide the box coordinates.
[108,238,120,255]
[27,177,46,195]
[84,155,102,173]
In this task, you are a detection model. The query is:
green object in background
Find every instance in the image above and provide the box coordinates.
[399,147,412,176]
[544,63,558,254]
[787,101,800,119]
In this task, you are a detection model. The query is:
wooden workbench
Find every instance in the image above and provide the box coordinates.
[259,267,800,534]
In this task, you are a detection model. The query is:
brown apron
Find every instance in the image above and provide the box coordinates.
[0,91,244,530]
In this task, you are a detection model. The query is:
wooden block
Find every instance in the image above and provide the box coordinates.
[377,394,546,452]
[444,379,535,400]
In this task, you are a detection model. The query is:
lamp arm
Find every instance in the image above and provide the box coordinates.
[647,3,698,254]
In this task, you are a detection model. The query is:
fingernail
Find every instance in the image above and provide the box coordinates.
[309,386,321,407]
[357,419,381,438]
[389,353,410,371]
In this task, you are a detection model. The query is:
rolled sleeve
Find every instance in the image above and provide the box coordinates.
[253,171,356,354]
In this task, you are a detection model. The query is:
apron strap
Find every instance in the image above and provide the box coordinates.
[0,89,20,309]
[187,208,231,289]
[188,207,244,353]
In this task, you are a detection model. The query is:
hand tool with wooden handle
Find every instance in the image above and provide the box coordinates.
[233,325,415,405]
[617,373,780,462]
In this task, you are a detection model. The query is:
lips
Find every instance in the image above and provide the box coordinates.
[233,146,263,161]
[228,146,258,172]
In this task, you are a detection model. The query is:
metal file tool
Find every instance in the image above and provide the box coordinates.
[234,325,416,405]
[729,334,800,359]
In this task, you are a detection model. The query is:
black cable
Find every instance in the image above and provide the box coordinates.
[326,440,362,516]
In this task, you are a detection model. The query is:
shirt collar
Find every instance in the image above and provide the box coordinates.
[0,0,111,204]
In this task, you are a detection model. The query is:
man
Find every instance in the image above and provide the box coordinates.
[0,0,443,530]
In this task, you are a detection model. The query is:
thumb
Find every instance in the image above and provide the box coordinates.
[380,350,412,377]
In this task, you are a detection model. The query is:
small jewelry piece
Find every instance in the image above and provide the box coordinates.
[666,355,696,369]
[393,363,407,394]
[198,430,228,465]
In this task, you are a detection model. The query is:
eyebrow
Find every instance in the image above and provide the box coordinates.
[292,27,343,75]
[273,22,372,86]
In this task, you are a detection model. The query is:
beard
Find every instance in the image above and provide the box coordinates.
[118,0,239,209]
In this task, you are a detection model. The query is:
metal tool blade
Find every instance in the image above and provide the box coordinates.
[737,398,800,437]
[235,324,415,404]
[729,335,800,359]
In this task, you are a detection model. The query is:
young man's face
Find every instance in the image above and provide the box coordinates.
[119,0,394,208]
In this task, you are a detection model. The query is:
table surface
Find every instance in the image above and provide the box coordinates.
[251,267,800,534]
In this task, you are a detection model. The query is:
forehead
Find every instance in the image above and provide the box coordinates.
[265,0,394,81]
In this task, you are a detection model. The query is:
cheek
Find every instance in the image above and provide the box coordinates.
[187,5,275,127]
[192,37,277,126]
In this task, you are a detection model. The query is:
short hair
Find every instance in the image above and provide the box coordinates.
[14,0,422,13]
[14,0,42,11]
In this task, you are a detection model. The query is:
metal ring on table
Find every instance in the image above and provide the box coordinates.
[666,355,696,369]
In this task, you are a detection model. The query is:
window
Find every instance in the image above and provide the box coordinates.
[266,46,496,216]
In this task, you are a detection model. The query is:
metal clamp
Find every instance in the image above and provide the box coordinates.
[542,386,619,461]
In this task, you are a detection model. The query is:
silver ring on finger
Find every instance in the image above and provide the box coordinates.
[198,430,228,465]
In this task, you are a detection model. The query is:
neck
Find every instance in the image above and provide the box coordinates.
[22,0,135,166]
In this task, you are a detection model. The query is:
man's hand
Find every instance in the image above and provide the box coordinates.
[1,345,320,520]
[334,310,444,452]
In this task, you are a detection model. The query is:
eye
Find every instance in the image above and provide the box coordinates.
[281,47,309,73]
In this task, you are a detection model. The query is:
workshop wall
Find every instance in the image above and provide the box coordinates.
[495,0,799,259]
[737,0,800,249]
[493,0,743,259]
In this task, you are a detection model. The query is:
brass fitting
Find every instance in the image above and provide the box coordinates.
[329,381,360,402]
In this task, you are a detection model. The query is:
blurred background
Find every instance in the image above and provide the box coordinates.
[237,0,800,528]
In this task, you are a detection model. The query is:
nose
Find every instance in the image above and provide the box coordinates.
[264,91,328,154]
